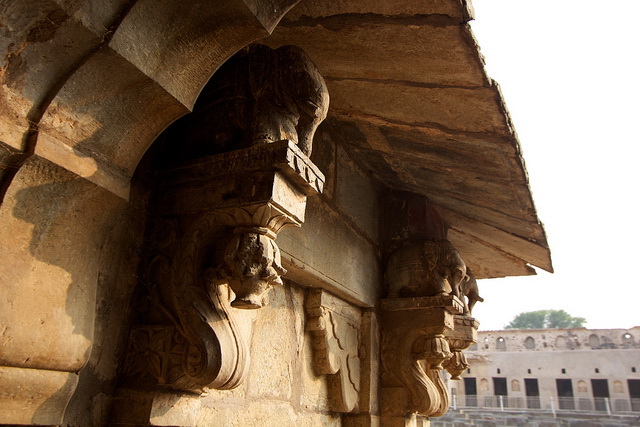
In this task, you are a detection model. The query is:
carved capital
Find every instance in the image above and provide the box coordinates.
[305,289,362,413]
[447,315,480,351]
[442,351,469,381]
[381,193,482,421]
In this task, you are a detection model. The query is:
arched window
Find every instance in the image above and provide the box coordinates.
[496,337,507,351]
[480,378,489,391]
[622,333,635,347]
[555,336,567,349]
[577,381,588,393]
[511,379,521,392]
[589,334,600,348]
[524,336,536,350]
[614,381,624,393]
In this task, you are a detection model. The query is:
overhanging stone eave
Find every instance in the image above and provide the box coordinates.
[259,0,552,280]
[371,176,552,280]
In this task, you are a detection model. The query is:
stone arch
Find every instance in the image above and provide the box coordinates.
[622,332,635,347]
[524,336,536,350]
[577,380,588,393]
[479,378,489,391]
[2,1,299,204]
[555,336,567,349]
[589,334,600,348]
[511,379,521,392]
[496,337,507,351]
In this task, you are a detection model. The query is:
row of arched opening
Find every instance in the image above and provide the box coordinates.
[490,333,636,351]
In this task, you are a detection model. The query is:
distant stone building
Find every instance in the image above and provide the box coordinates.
[453,327,640,413]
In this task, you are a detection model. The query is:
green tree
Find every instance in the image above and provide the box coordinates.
[505,310,586,329]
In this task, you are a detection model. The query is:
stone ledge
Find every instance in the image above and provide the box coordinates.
[164,140,325,196]
[380,295,464,313]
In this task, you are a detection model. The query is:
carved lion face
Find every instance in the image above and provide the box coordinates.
[223,232,287,309]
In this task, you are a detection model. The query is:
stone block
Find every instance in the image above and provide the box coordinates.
[38,46,188,199]
[55,0,134,37]
[335,144,381,243]
[343,414,381,427]
[246,286,294,400]
[109,0,277,108]
[151,398,342,427]
[0,1,101,149]
[329,80,509,135]
[284,0,470,20]
[278,198,380,307]
[268,23,484,87]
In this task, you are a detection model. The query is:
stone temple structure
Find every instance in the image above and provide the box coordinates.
[0,1,552,426]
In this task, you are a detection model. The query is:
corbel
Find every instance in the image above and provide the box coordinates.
[305,289,362,413]
[126,141,324,392]
[380,192,480,423]
[380,295,463,420]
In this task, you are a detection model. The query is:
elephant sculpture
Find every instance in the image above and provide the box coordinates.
[386,240,468,299]
[174,43,329,159]
[460,268,484,314]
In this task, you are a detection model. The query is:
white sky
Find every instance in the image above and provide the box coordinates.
[468,1,640,330]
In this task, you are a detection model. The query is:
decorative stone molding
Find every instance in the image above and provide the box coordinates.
[305,289,362,413]
[443,316,479,380]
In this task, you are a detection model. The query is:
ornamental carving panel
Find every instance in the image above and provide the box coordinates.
[305,289,362,413]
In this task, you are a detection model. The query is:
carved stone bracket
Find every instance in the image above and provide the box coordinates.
[380,283,479,421]
[124,43,329,394]
[380,296,462,420]
[125,141,325,393]
[443,316,479,380]
[380,193,480,423]
[305,289,362,413]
